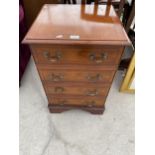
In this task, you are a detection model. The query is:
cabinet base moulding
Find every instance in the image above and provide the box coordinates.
[48,104,105,114]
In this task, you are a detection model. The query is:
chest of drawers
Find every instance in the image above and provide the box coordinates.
[23,4,131,114]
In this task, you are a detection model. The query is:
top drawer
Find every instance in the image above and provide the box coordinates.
[31,45,124,65]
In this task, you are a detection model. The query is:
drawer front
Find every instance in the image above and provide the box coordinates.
[44,84,110,96]
[40,70,115,83]
[48,96,106,107]
[32,46,123,65]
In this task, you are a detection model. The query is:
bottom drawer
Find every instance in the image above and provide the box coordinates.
[48,96,106,107]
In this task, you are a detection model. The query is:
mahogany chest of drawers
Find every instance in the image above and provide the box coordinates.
[23,4,131,114]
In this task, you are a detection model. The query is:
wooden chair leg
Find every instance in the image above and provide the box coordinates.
[65,0,71,4]
[63,0,67,4]
[118,0,126,17]
[125,0,135,33]
[64,0,76,4]
[72,0,76,4]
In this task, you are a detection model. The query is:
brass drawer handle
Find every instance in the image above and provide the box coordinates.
[54,87,65,93]
[84,101,96,107]
[48,73,64,81]
[89,53,107,63]
[87,73,101,82]
[43,51,62,62]
[56,100,67,106]
[86,89,98,96]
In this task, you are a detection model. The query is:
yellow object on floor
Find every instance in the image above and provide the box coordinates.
[120,53,135,93]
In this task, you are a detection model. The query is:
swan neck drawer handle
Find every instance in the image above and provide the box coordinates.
[43,51,62,62]
[54,87,64,93]
[86,89,98,96]
[49,73,64,81]
[89,52,107,63]
[85,101,96,107]
[57,100,67,106]
[87,73,101,82]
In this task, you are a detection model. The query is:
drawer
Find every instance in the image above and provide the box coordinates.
[40,70,115,83]
[44,83,110,96]
[32,46,123,65]
[48,96,106,107]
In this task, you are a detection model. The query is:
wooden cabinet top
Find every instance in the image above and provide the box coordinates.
[23,4,131,46]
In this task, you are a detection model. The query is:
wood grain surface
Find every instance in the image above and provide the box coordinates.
[23,4,131,45]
